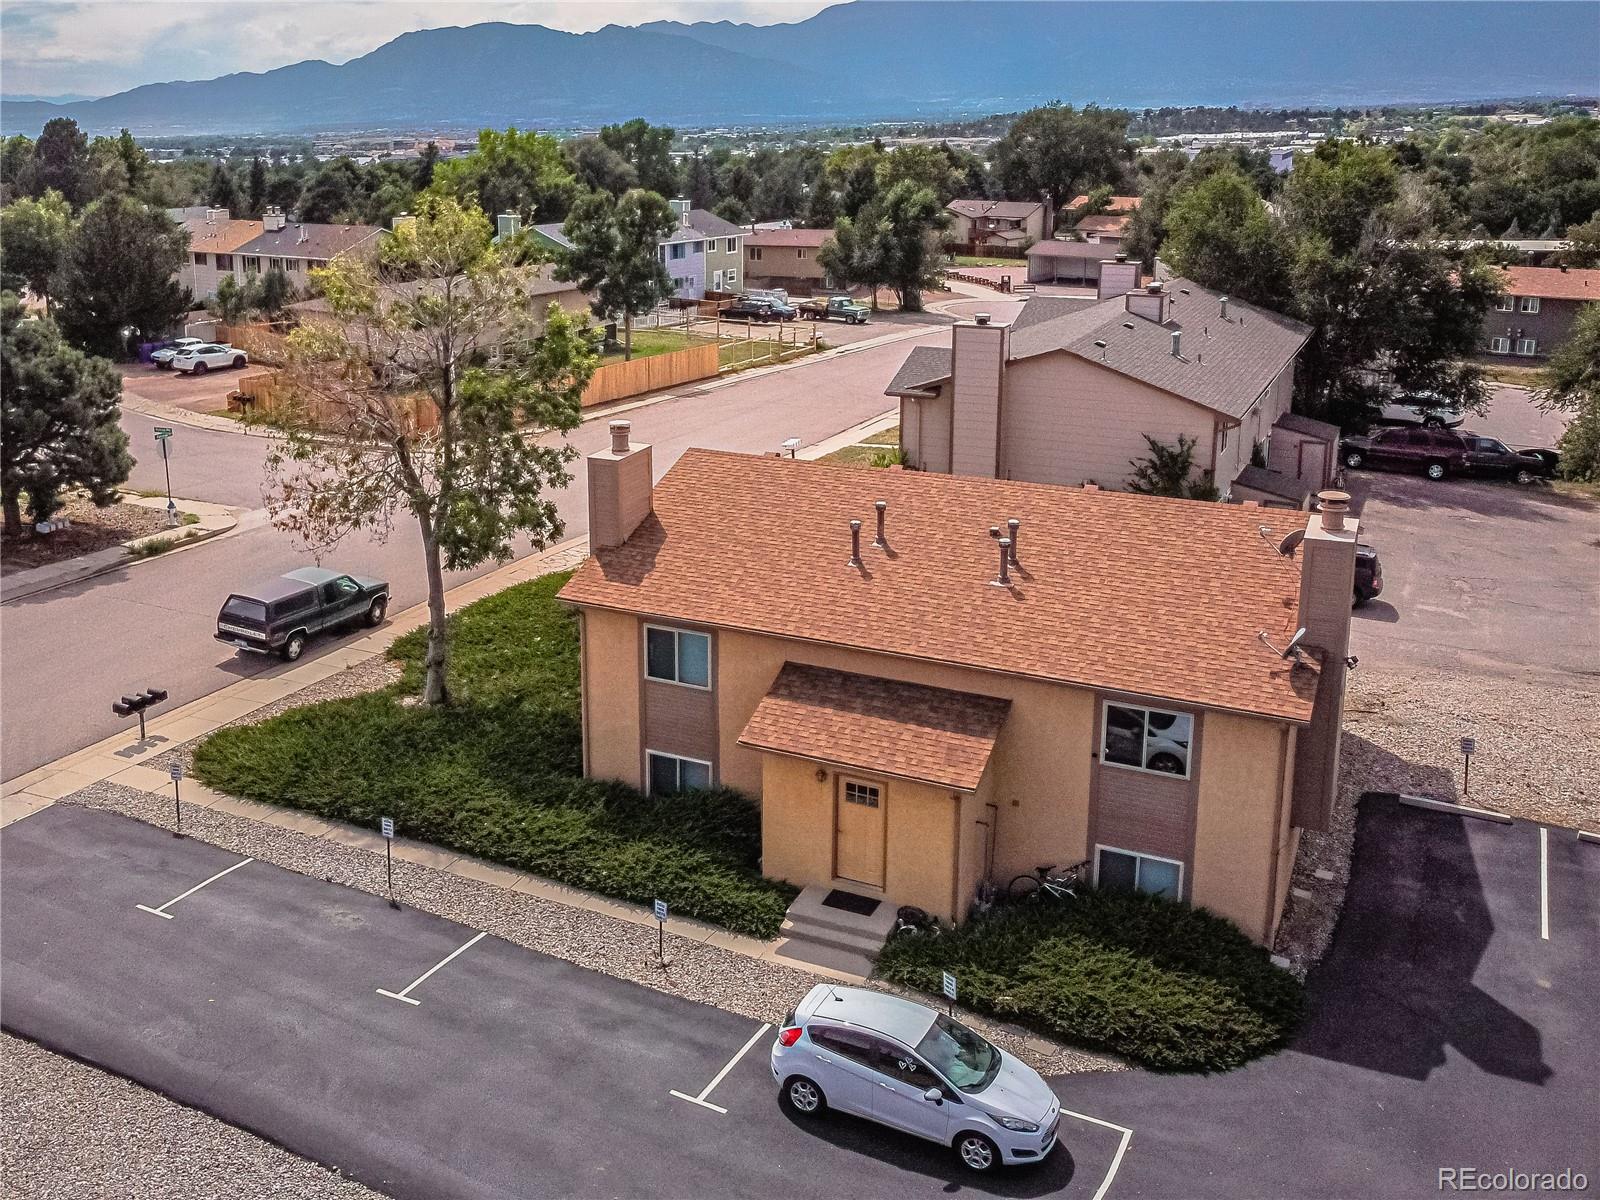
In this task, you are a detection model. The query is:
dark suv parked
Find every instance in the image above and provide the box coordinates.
[216,568,389,661]
[1340,427,1555,484]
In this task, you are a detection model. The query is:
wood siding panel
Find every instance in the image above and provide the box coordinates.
[949,326,1006,478]
[998,353,1215,489]
[1093,767,1193,866]
[641,680,719,773]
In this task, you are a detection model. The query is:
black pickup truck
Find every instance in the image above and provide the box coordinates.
[216,567,389,661]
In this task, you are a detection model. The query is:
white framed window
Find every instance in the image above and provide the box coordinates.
[242,256,261,274]
[1218,426,1228,452]
[1519,296,1540,313]
[1095,845,1183,899]
[647,751,713,796]
[645,625,711,689]
[843,780,881,808]
[1495,296,1514,312]
[1516,337,1538,356]
[1101,701,1193,778]
[798,249,809,260]
[1489,336,1511,354]
[726,268,738,286]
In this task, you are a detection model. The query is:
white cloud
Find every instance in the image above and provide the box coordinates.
[1,0,835,98]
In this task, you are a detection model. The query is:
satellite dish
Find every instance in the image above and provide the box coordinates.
[1276,529,1305,558]
[1283,628,1308,659]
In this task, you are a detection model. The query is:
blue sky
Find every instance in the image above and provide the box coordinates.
[0,0,835,99]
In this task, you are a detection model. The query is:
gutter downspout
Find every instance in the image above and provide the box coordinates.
[1263,723,1293,941]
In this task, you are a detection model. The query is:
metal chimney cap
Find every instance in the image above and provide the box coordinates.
[608,420,631,454]
[974,313,991,325]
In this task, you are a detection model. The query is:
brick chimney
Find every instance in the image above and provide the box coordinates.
[949,315,1009,478]
[1097,256,1140,300]
[1290,490,1359,831]
[587,421,654,550]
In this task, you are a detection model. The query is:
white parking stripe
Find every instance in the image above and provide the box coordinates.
[377,931,487,1006]
[670,1022,772,1115]
[135,857,254,919]
[1539,826,1550,941]
[1058,1106,1134,1200]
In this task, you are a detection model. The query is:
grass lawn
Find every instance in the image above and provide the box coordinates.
[718,338,816,370]
[603,329,694,363]
[952,256,1022,268]
[192,571,798,938]
[860,425,900,446]
[875,890,1303,1072]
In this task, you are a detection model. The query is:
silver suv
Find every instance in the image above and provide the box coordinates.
[770,984,1061,1172]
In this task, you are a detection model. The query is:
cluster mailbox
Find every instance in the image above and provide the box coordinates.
[111,687,169,741]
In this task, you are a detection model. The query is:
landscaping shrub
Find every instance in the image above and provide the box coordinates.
[193,570,796,938]
[874,889,1303,1072]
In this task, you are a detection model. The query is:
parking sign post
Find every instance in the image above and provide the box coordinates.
[169,761,183,837]
[942,970,957,1018]
[154,427,176,525]
[1460,736,1477,795]
[381,817,397,908]
[653,898,668,965]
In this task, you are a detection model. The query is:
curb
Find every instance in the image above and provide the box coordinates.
[1397,793,1514,824]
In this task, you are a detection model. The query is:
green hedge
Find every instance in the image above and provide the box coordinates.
[194,571,797,938]
[874,890,1303,1072]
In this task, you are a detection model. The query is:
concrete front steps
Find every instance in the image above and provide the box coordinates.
[772,884,899,980]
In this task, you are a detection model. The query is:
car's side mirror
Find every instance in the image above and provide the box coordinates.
[922,1087,944,1105]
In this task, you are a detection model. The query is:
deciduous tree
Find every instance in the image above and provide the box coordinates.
[1126,434,1219,501]
[1534,302,1600,481]
[431,127,579,225]
[597,119,677,197]
[555,188,675,360]
[264,196,599,705]
[992,103,1130,219]
[1,292,132,535]
[0,190,74,309]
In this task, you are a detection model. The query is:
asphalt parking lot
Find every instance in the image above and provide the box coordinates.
[1,805,1127,1200]
[1051,794,1598,1199]
[121,361,250,415]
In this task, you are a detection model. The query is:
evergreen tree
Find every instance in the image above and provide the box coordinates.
[206,161,238,215]
[247,155,268,217]
[55,193,191,356]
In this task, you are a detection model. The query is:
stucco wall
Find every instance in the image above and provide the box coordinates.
[580,608,646,786]
[760,754,835,888]
[1191,712,1293,941]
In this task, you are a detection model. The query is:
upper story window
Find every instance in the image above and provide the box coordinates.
[798,249,809,260]
[215,254,234,270]
[242,256,261,274]
[645,625,711,688]
[726,237,738,253]
[691,241,704,254]
[193,252,208,266]
[750,247,763,262]
[1494,296,1515,312]
[1519,296,1541,313]
[1102,702,1193,777]
[669,242,686,261]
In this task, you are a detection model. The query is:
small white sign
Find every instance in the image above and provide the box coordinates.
[381,817,395,840]
[941,971,958,1002]
[1460,737,1477,756]
[169,762,183,782]
[653,899,668,923]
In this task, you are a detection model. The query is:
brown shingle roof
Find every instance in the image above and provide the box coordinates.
[1073,213,1131,235]
[738,663,1010,791]
[1497,265,1600,302]
[746,228,834,248]
[181,217,264,255]
[559,450,1318,722]
[234,222,380,261]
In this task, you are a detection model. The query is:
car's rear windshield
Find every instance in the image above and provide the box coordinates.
[914,1013,1001,1093]
[221,596,267,623]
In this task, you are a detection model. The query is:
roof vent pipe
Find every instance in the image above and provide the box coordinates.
[992,538,1013,586]
[1171,329,1182,358]
[608,420,631,455]
[1220,296,1230,319]
[873,500,888,549]
[1006,518,1020,565]
[1317,490,1351,533]
[848,520,863,567]
[975,313,991,326]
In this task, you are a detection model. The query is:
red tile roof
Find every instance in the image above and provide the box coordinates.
[1497,265,1600,302]
[559,450,1319,722]
[738,663,1011,791]
[745,228,834,248]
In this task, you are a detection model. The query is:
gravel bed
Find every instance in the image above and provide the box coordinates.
[1,1033,379,1200]
[62,781,1118,1080]
[146,656,401,775]
[1,497,175,575]
[1273,663,1598,975]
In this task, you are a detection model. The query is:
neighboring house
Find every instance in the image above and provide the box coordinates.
[175,207,381,301]
[744,228,835,294]
[288,264,589,339]
[1026,236,1129,285]
[886,262,1333,507]
[1482,265,1599,360]
[560,432,1361,945]
[945,199,1050,252]
[534,200,746,301]
[1066,194,1142,239]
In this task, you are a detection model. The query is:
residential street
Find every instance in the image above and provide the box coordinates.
[1,323,948,781]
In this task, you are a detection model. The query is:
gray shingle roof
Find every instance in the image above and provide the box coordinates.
[1274,412,1340,441]
[233,222,380,261]
[1233,465,1310,501]
[884,346,952,396]
[662,209,747,244]
[947,199,1043,220]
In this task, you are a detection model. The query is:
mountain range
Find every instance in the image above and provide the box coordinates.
[3,1,1597,137]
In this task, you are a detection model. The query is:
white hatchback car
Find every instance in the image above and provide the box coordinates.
[771,984,1061,1172]
[151,337,205,368]
[172,343,247,374]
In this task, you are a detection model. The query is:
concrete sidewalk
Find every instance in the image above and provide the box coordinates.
[0,495,243,604]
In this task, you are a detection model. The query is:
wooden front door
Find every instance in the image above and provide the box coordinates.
[835,778,886,888]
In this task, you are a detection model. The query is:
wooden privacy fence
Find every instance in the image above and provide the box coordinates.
[218,321,293,366]
[580,342,719,408]
[230,369,439,432]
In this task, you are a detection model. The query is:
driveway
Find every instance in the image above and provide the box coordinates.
[1,804,1125,1200]
[122,362,250,415]
[1051,794,1598,1199]
[1345,471,1599,680]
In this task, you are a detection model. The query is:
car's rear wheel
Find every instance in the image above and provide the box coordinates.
[783,1076,826,1116]
[1425,461,1447,481]
[366,597,387,627]
[1146,752,1184,774]
[232,356,246,369]
[281,632,306,662]
[955,1132,1000,1173]
[1514,469,1535,485]
[192,361,208,374]
[1343,450,1364,469]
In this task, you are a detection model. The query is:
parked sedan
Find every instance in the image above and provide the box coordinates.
[173,343,248,374]
[151,337,205,368]
[1377,393,1466,427]
[772,984,1061,1173]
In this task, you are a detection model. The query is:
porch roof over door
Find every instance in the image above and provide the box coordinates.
[737,663,1011,792]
